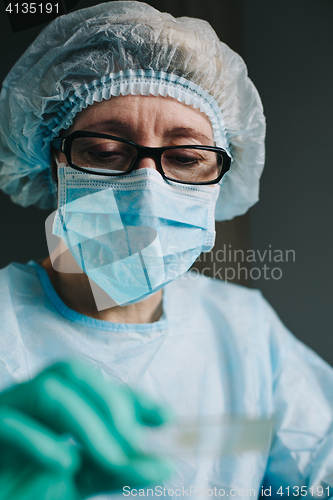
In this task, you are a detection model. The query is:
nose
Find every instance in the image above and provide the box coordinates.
[134,156,159,172]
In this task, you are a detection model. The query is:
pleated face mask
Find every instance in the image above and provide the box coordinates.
[52,165,219,310]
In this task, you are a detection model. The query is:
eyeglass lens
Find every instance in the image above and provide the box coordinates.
[71,137,224,183]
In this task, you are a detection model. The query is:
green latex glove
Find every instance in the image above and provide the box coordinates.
[0,360,173,500]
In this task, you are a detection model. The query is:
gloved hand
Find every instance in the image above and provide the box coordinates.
[0,360,173,500]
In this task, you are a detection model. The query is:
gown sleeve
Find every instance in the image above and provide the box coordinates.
[261,297,333,498]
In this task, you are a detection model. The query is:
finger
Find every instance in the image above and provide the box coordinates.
[0,368,150,472]
[0,463,80,500]
[134,392,174,427]
[46,360,163,445]
[128,454,174,486]
[0,407,80,474]
[49,360,172,433]
[76,452,174,497]
[3,374,137,469]
[0,364,138,453]
[0,361,172,482]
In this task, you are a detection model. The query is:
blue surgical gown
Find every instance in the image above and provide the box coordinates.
[0,260,333,499]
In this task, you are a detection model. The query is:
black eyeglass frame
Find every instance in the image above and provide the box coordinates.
[51,130,231,186]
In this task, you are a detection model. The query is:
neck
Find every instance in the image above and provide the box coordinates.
[41,256,163,324]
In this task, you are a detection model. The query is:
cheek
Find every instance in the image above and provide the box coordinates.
[56,151,68,164]
[51,151,67,187]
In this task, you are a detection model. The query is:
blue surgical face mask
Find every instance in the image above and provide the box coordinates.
[52,165,219,309]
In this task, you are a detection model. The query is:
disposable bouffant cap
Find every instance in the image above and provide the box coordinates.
[0,1,266,220]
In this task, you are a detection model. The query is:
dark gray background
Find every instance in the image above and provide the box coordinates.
[0,0,332,363]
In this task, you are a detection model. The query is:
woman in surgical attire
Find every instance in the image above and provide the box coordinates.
[0,2,333,500]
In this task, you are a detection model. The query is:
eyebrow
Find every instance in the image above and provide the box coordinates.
[166,127,212,144]
[80,121,213,144]
[88,120,131,132]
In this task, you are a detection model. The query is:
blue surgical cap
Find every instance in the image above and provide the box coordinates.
[0,1,266,221]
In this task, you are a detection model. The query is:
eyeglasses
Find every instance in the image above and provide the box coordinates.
[51,131,231,185]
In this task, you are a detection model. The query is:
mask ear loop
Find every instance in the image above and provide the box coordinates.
[54,157,71,254]
[46,158,83,275]
[47,159,121,311]
[54,156,67,209]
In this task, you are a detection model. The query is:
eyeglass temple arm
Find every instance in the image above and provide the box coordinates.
[50,138,64,152]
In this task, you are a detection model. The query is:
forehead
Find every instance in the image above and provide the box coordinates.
[67,94,214,142]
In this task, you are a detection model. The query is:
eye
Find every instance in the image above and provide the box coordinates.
[71,138,136,170]
[84,150,125,161]
[162,149,205,168]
